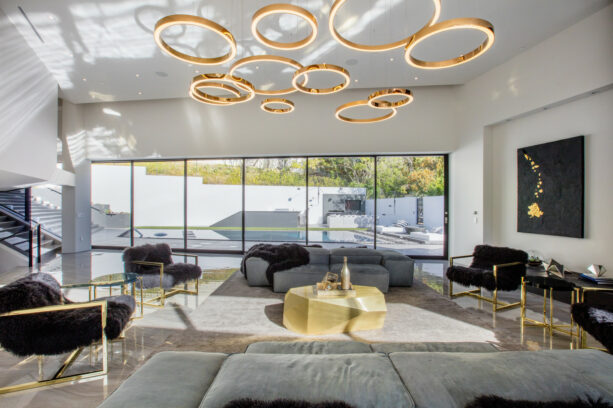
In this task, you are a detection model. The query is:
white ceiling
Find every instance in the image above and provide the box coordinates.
[2,0,610,104]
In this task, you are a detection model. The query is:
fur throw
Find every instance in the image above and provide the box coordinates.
[123,244,202,289]
[223,399,355,408]
[0,274,135,356]
[446,245,528,291]
[465,395,612,408]
[571,302,613,353]
[241,243,310,284]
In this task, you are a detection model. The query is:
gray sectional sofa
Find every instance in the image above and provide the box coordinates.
[244,247,414,293]
[97,341,613,408]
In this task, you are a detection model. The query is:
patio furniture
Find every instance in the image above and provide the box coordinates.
[446,244,528,312]
[0,273,135,394]
[122,243,202,307]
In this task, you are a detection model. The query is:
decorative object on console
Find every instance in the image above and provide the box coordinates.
[526,250,544,267]
[517,136,584,238]
[587,264,607,278]
[545,258,565,279]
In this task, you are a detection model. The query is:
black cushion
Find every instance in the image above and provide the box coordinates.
[224,400,356,408]
[0,274,135,356]
[466,395,612,408]
[571,302,613,353]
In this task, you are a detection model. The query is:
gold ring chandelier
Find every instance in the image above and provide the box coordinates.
[292,64,350,95]
[252,4,318,50]
[261,98,295,114]
[329,0,441,52]
[404,18,495,69]
[335,99,396,124]
[154,15,236,65]
[367,88,414,109]
[229,55,308,96]
[190,74,255,105]
[190,81,243,106]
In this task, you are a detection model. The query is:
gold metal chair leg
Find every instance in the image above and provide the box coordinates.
[53,348,83,379]
[37,356,44,381]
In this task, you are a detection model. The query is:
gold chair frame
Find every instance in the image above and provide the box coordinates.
[0,301,108,394]
[448,254,523,312]
[132,252,200,307]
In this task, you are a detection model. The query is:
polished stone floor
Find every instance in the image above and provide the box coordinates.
[0,251,600,407]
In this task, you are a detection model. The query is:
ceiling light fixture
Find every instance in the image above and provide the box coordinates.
[260,98,295,114]
[190,81,244,106]
[252,4,318,50]
[404,18,495,69]
[154,15,236,65]
[292,64,350,95]
[329,0,441,52]
[335,99,396,124]
[367,88,413,109]
[190,74,255,105]
[229,55,307,96]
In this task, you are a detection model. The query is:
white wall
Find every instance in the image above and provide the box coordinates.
[69,86,459,160]
[487,89,613,272]
[451,4,613,256]
[0,7,58,189]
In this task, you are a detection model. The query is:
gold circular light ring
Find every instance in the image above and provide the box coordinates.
[252,4,318,50]
[329,0,441,52]
[229,55,308,96]
[190,74,255,104]
[404,18,495,69]
[190,82,243,106]
[367,88,414,109]
[335,99,396,124]
[260,98,295,114]
[154,15,237,65]
[292,64,350,95]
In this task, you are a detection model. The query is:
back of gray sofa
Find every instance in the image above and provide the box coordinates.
[329,248,383,265]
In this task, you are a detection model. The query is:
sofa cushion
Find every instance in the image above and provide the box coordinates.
[273,265,329,293]
[379,251,414,286]
[329,264,389,293]
[199,354,415,408]
[306,247,330,265]
[329,248,382,265]
[224,400,356,408]
[389,350,613,408]
[371,342,498,354]
[246,341,372,355]
[99,351,227,408]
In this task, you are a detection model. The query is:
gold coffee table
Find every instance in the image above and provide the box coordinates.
[283,285,387,335]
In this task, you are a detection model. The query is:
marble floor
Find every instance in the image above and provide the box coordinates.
[0,251,601,407]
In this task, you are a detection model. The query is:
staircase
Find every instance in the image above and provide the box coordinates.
[0,189,62,265]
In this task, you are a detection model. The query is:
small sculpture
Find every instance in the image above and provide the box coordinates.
[587,264,607,278]
[340,256,351,290]
[545,259,565,278]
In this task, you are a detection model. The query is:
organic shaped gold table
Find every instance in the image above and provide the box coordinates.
[283,285,387,335]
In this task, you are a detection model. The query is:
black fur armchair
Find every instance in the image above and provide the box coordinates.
[122,243,202,306]
[0,273,135,393]
[446,245,528,312]
[571,293,613,353]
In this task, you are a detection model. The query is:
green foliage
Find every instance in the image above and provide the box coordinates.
[135,156,444,197]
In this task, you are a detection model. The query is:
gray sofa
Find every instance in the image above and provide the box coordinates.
[98,341,613,408]
[244,247,415,293]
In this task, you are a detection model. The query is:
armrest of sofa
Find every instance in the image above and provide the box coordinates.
[244,257,271,286]
[379,250,414,287]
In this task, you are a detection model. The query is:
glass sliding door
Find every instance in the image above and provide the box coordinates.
[244,158,306,250]
[133,161,184,249]
[186,159,243,251]
[91,162,131,246]
[308,157,375,249]
[375,156,446,256]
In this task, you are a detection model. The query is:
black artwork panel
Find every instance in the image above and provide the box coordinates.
[517,136,584,238]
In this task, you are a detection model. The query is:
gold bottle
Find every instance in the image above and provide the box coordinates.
[341,256,351,290]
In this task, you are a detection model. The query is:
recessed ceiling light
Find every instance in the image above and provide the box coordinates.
[256,66,259,70]
[48,15,54,20]
[195,69,200,73]
[390,57,394,62]
[135,73,140,78]
[82,77,87,82]
[354,79,358,82]
[414,76,419,80]
[138,91,142,95]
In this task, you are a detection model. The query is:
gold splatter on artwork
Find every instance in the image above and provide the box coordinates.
[523,153,544,199]
[528,203,544,218]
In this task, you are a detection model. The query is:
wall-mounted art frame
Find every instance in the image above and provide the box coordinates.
[517,135,584,238]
